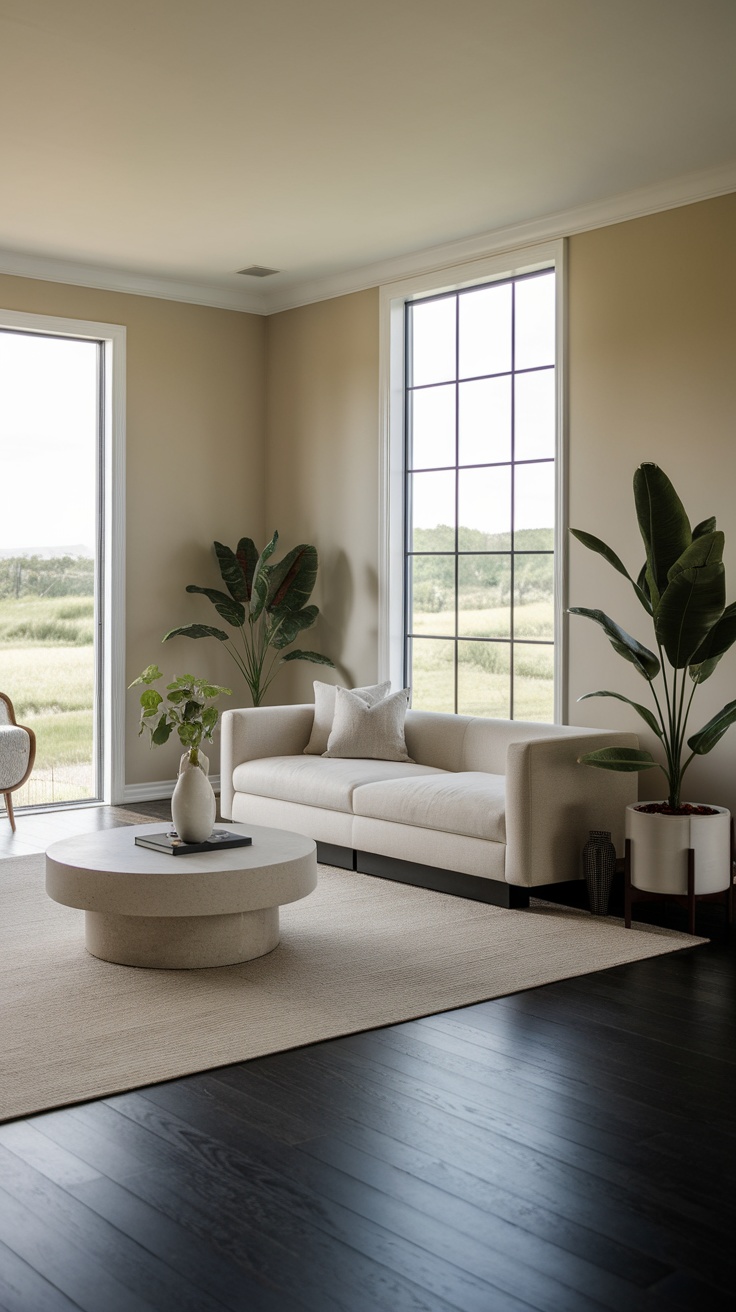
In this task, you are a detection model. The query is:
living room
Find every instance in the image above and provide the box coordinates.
[1,2,735,1309]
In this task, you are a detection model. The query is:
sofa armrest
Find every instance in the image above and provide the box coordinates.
[219,705,314,819]
[504,732,639,887]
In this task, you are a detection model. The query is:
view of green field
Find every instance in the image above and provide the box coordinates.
[409,526,555,720]
[0,557,95,811]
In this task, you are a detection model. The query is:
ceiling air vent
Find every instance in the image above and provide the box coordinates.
[236,265,279,277]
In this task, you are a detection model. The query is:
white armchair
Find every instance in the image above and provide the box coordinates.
[0,693,36,831]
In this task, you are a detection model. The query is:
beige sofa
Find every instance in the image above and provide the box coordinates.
[220,705,638,907]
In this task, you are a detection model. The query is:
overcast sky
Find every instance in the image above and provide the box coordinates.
[0,330,98,555]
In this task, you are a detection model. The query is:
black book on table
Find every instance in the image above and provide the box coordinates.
[134,829,253,856]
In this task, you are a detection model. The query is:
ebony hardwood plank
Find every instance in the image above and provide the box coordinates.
[107,1089,534,1312]
[0,1143,226,1312]
[0,1239,81,1312]
[0,1183,154,1312]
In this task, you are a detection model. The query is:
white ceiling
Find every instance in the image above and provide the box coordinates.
[1,0,735,313]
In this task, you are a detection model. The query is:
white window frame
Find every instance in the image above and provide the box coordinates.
[0,308,127,803]
[378,239,568,723]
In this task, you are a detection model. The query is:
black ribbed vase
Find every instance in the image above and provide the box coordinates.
[583,829,616,916]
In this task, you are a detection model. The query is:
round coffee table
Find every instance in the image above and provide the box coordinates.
[45,822,317,969]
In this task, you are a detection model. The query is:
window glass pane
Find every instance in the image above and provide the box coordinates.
[514,554,554,638]
[0,331,99,807]
[513,643,554,721]
[410,638,455,712]
[514,461,554,543]
[458,641,510,718]
[514,367,555,461]
[409,383,455,470]
[515,271,555,370]
[410,555,455,636]
[411,470,455,550]
[458,376,511,466]
[410,298,456,387]
[458,282,511,379]
[458,465,511,551]
[458,555,511,637]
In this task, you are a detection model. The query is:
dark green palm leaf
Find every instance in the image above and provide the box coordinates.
[250,531,279,619]
[214,542,246,603]
[633,464,691,609]
[163,623,230,643]
[578,690,663,737]
[577,746,658,772]
[281,650,335,666]
[185,585,245,628]
[654,563,725,668]
[692,516,717,539]
[688,601,736,684]
[569,607,660,679]
[268,605,319,650]
[570,529,651,612]
[667,530,724,581]
[687,699,736,755]
[235,538,259,601]
[266,545,319,613]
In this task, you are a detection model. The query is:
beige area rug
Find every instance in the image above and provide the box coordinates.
[0,854,705,1123]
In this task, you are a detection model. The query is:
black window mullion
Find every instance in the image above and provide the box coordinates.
[454,292,460,715]
[509,280,516,720]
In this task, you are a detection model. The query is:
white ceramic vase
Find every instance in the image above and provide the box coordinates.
[625,802,731,895]
[171,749,216,844]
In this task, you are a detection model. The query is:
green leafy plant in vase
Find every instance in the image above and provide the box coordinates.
[163,532,334,706]
[130,665,231,843]
[570,462,736,901]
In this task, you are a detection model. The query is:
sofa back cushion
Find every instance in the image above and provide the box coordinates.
[403,710,472,772]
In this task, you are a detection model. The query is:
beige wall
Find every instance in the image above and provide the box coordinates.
[0,275,266,786]
[264,289,380,703]
[568,193,736,812]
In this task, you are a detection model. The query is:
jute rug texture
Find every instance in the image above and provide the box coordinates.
[1,853,703,1122]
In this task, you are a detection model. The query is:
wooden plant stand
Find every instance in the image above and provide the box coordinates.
[624,820,735,934]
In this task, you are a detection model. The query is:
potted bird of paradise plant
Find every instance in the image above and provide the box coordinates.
[570,463,735,907]
[163,531,334,705]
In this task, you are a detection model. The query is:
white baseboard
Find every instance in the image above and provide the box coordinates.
[122,775,221,805]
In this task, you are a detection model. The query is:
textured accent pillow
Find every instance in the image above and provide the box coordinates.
[323,687,413,762]
[303,679,391,755]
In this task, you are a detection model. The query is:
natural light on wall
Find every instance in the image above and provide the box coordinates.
[0,329,100,808]
[405,268,556,719]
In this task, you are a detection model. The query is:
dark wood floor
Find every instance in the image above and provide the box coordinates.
[0,803,734,1311]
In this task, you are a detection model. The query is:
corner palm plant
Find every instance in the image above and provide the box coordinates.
[163,532,334,707]
[570,463,736,810]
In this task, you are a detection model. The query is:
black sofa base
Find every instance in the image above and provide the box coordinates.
[314,842,591,910]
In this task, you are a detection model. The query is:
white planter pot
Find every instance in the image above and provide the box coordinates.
[171,750,216,844]
[625,803,731,895]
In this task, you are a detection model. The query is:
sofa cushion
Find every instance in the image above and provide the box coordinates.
[324,687,413,762]
[353,771,506,843]
[303,679,391,755]
[232,755,443,814]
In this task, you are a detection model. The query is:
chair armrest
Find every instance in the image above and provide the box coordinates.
[504,732,639,887]
[219,705,314,819]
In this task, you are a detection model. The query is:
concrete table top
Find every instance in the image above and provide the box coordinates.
[45,822,318,969]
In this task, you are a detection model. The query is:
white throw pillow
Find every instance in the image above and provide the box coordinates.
[323,687,413,762]
[303,679,391,755]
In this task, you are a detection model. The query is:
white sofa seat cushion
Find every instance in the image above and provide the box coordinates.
[353,771,506,843]
[231,756,444,814]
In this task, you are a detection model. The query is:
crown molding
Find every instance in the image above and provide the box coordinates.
[1,159,734,318]
[0,248,269,315]
[266,158,736,313]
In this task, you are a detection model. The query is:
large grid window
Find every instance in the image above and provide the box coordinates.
[405,268,556,720]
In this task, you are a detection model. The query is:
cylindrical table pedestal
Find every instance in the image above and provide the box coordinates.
[85,905,280,969]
